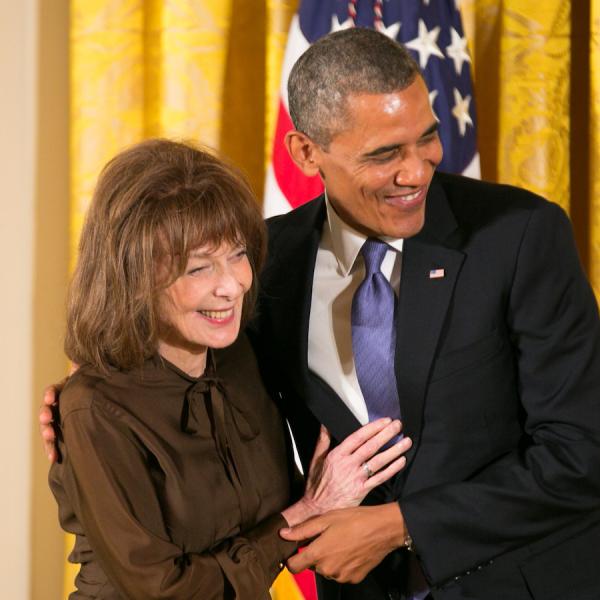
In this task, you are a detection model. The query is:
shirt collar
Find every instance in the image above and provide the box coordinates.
[325,192,404,276]
[143,349,217,384]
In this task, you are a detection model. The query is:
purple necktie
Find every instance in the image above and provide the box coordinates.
[351,238,401,424]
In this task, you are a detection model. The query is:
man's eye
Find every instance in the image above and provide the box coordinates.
[371,150,397,163]
[419,132,439,145]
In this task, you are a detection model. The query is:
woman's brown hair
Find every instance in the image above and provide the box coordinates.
[65,139,266,372]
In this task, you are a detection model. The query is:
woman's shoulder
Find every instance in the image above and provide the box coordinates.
[59,365,119,422]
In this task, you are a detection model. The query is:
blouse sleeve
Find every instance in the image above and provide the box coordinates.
[57,398,296,600]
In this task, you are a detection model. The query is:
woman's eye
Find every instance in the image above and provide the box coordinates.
[188,265,208,275]
[232,248,248,260]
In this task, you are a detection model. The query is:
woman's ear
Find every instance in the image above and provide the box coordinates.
[284,130,322,177]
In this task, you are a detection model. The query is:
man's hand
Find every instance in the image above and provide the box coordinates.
[280,503,407,584]
[39,384,60,462]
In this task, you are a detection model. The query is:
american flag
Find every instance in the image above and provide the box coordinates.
[429,268,446,279]
[264,0,479,217]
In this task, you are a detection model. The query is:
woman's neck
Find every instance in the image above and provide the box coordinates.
[157,341,207,377]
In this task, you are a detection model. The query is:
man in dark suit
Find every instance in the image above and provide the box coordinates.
[250,28,600,599]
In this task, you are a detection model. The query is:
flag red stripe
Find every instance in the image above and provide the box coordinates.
[292,569,318,600]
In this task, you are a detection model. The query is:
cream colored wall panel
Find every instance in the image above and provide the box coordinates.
[30,1,70,599]
[0,0,37,596]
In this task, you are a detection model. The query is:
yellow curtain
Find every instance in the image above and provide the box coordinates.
[69,0,234,266]
[463,1,571,208]
[66,1,598,597]
[265,1,297,164]
[462,1,598,294]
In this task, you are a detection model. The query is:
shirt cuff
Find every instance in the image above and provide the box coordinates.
[246,512,298,583]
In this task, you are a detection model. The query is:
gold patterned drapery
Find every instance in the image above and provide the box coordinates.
[463,1,571,209]
[65,1,599,597]
[463,0,597,295]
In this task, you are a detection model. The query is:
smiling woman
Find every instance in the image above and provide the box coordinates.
[64,139,266,375]
[158,242,254,377]
[48,139,411,599]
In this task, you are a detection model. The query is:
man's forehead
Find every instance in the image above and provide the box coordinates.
[342,78,429,109]
[329,87,434,143]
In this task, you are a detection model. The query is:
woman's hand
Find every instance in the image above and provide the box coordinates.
[282,419,411,527]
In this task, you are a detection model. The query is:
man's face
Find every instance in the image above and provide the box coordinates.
[314,77,443,239]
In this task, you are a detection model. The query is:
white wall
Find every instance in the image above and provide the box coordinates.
[30,0,70,598]
[0,1,37,596]
[0,1,68,597]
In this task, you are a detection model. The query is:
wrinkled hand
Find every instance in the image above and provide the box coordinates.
[305,419,410,511]
[282,503,406,583]
[282,420,411,526]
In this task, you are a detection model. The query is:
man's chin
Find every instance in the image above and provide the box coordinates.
[377,209,426,240]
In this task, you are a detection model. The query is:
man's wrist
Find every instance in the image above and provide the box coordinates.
[393,503,414,551]
[403,532,415,552]
[373,502,408,551]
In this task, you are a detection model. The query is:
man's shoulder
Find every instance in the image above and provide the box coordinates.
[433,171,566,228]
[265,194,326,239]
[434,171,556,211]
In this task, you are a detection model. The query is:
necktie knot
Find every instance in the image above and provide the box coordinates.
[360,238,388,275]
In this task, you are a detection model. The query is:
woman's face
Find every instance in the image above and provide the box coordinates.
[157,240,252,374]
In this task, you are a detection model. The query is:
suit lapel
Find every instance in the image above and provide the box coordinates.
[304,371,363,445]
[266,198,362,444]
[395,177,465,471]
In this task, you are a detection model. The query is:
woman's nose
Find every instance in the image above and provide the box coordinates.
[213,267,244,298]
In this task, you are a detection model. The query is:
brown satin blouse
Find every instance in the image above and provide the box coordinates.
[49,334,297,599]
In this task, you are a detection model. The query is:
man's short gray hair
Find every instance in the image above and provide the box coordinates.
[288,27,421,148]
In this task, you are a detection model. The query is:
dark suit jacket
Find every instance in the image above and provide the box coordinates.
[250,172,600,600]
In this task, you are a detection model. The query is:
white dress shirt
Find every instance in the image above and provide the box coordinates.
[307,196,403,424]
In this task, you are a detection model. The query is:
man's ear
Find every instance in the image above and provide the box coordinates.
[284,130,322,177]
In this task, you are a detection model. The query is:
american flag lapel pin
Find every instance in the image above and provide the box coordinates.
[429,268,445,279]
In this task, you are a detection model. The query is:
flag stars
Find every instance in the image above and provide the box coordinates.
[331,14,353,32]
[446,27,471,75]
[405,19,445,69]
[452,88,473,136]
[377,20,401,40]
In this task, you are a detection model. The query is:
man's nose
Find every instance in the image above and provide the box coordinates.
[393,148,427,186]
